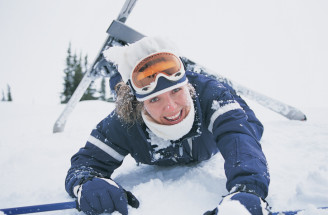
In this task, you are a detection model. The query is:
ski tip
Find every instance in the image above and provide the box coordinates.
[53,123,65,133]
[286,110,307,121]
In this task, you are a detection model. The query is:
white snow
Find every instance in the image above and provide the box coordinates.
[1,1,328,214]
[217,200,251,215]
[147,128,172,150]
[0,100,328,215]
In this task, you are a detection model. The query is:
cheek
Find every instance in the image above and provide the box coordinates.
[179,89,192,106]
[144,103,160,118]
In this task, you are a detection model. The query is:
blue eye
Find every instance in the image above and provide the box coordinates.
[150,97,159,103]
[172,88,181,93]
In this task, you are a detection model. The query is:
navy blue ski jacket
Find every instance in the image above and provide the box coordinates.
[65,71,270,199]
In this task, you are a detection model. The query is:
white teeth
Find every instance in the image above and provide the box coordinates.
[166,111,181,120]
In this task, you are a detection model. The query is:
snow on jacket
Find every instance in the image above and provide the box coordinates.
[65,71,270,199]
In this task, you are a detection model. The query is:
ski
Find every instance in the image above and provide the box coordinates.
[180,57,307,121]
[53,0,138,133]
[53,5,306,133]
[1,200,327,215]
[271,206,328,215]
[0,201,76,215]
[100,20,307,122]
[0,190,139,215]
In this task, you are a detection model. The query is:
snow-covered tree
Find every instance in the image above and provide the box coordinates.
[81,55,98,101]
[1,89,5,101]
[61,44,98,103]
[61,43,75,103]
[99,77,107,101]
[7,84,12,101]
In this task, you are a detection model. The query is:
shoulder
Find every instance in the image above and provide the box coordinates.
[186,70,218,84]
[95,110,135,137]
[186,71,233,104]
[91,110,146,152]
[187,71,226,91]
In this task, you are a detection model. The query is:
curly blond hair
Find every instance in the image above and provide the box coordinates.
[114,82,196,125]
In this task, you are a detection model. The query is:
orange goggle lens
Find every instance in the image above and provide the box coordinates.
[131,52,183,89]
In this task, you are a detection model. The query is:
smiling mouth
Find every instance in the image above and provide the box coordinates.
[164,110,182,122]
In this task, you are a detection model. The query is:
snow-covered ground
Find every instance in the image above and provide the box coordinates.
[1,0,328,214]
[0,100,327,215]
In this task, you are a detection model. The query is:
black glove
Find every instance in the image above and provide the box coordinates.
[74,177,139,215]
[203,186,271,215]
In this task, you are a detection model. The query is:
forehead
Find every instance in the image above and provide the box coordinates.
[145,84,190,101]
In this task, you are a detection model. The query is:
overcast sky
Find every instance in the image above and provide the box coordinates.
[1,0,328,109]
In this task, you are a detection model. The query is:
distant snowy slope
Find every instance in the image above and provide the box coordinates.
[0,101,328,215]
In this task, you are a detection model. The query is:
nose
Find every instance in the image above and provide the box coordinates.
[164,95,177,111]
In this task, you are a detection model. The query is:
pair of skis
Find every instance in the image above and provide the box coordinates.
[1,200,327,214]
[52,0,306,133]
[28,0,311,214]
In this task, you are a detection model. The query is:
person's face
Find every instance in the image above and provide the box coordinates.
[143,85,192,125]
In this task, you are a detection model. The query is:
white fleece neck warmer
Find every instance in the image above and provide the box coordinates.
[142,101,195,141]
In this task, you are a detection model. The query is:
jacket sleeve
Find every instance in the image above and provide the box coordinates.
[202,79,270,199]
[221,82,264,142]
[65,112,129,198]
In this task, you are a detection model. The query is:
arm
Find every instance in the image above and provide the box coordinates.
[203,80,270,199]
[65,112,129,197]
[201,80,270,214]
[64,113,141,215]
[221,81,264,142]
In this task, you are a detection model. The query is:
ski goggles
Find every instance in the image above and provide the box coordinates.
[130,52,186,95]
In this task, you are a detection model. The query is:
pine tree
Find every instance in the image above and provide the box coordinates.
[7,84,12,101]
[73,54,84,90]
[81,55,98,101]
[61,43,75,103]
[61,44,99,103]
[99,77,107,101]
[1,89,5,101]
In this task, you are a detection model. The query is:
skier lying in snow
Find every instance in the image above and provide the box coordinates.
[65,36,271,215]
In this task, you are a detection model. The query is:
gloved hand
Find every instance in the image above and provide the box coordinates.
[203,191,271,215]
[74,177,139,215]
